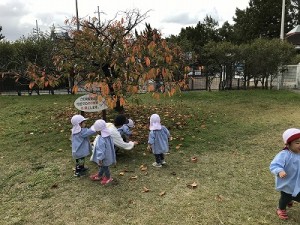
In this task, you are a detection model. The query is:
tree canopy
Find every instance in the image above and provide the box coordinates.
[51,9,187,108]
[232,0,299,43]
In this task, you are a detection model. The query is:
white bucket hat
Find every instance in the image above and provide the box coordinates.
[127,119,135,128]
[91,119,111,137]
[283,128,300,144]
[149,114,162,130]
[71,115,88,134]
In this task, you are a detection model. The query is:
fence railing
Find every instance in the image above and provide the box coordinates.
[0,76,71,95]
[2,71,299,95]
[274,65,300,90]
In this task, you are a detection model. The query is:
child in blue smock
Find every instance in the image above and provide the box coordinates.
[118,118,134,142]
[147,114,170,168]
[90,119,116,185]
[270,128,300,220]
[71,115,96,177]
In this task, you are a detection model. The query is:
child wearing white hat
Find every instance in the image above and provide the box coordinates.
[270,128,300,220]
[147,114,171,168]
[71,114,96,177]
[118,118,135,142]
[89,119,116,185]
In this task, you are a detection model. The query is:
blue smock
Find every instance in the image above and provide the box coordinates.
[270,149,300,197]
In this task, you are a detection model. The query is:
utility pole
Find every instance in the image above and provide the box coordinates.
[97,6,100,26]
[33,20,40,40]
[94,6,106,27]
[75,0,79,31]
[280,0,286,40]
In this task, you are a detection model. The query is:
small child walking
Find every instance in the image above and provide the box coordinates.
[118,118,135,142]
[147,114,170,168]
[270,128,300,220]
[90,119,116,185]
[71,115,96,177]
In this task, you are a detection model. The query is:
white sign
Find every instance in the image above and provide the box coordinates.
[74,94,108,112]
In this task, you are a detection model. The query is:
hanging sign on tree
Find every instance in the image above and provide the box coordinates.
[74,94,108,112]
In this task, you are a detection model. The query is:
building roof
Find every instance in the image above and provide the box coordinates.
[286,25,300,36]
[286,25,300,46]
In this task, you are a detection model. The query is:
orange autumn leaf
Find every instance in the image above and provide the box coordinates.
[29,81,35,89]
[131,56,135,63]
[130,175,138,180]
[100,82,110,96]
[106,97,116,109]
[187,182,198,189]
[145,57,151,67]
[97,95,103,102]
[132,85,138,93]
[147,84,155,92]
[142,186,150,192]
[168,89,177,97]
[72,85,78,94]
[85,82,93,90]
[126,85,131,92]
[113,80,122,91]
[162,68,167,77]
[106,97,111,107]
[159,191,166,196]
[165,56,171,64]
[111,98,117,108]
[148,68,156,79]
[170,88,176,96]
[152,92,160,100]
[191,156,198,163]
[156,68,160,76]
[139,164,148,171]
[148,41,156,51]
[119,97,126,106]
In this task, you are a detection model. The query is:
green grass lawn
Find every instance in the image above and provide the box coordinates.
[1,90,300,225]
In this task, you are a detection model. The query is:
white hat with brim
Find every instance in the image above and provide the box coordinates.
[283,128,300,144]
[91,119,111,137]
[71,115,88,134]
[149,114,162,130]
[127,119,135,128]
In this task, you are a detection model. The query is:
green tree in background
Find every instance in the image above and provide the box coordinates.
[289,0,300,25]
[0,33,60,95]
[200,38,295,90]
[233,0,297,43]
[0,26,5,40]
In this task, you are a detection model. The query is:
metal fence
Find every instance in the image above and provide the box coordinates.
[189,64,300,91]
[274,65,300,90]
[188,76,246,91]
[1,67,300,95]
[0,76,70,95]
